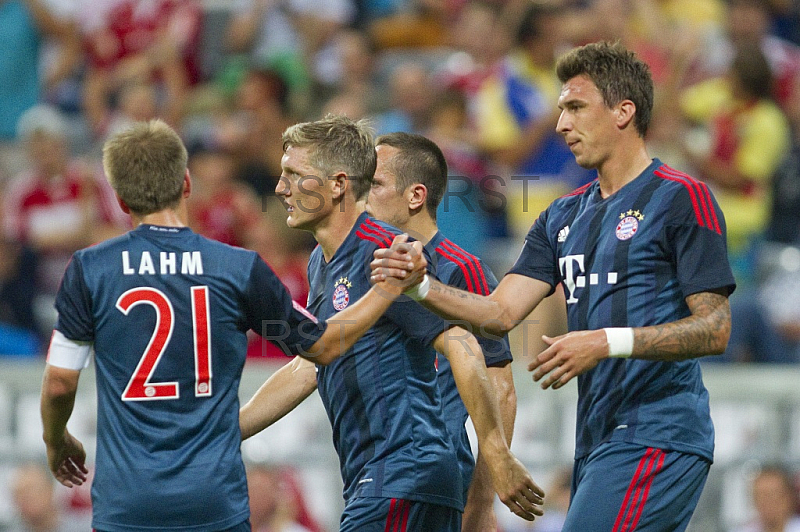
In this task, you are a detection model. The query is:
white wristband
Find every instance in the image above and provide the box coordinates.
[404,274,430,301]
[604,327,634,358]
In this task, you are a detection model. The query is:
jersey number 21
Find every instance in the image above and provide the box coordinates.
[116,286,211,401]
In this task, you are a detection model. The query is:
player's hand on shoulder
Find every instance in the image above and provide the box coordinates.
[529,330,608,389]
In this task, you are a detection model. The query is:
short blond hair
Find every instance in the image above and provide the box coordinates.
[103,119,188,215]
[282,114,376,200]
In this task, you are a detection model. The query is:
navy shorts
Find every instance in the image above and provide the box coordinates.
[563,442,711,532]
[340,496,460,532]
[95,519,250,532]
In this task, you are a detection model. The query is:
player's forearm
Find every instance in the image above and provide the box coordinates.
[466,363,518,519]
[40,366,80,445]
[436,331,509,459]
[240,358,317,440]
[306,283,400,365]
[632,291,731,361]
[423,279,513,337]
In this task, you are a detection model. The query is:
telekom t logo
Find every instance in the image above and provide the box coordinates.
[559,254,619,304]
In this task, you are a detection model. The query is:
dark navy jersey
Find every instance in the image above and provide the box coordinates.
[426,231,513,499]
[54,224,325,532]
[306,213,463,510]
[509,160,736,462]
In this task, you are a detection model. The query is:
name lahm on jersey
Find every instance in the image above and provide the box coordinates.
[121,251,204,275]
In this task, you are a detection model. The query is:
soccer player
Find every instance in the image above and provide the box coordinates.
[366,131,516,530]
[372,41,736,531]
[39,119,415,532]
[239,115,544,531]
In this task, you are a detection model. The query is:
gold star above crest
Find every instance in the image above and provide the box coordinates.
[633,210,645,221]
[627,209,634,216]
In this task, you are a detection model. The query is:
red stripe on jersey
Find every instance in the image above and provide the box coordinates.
[656,166,721,234]
[654,170,707,231]
[358,222,393,247]
[364,219,396,246]
[560,179,596,198]
[696,180,722,234]
[612,447,655,532]
[440,239,490,294]
[356,230,389,249]
[660,166,715,230]
[628,450,665,531]
[436,247,476,292]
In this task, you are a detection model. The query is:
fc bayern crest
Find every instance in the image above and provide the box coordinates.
[332,277,352,311]
[616,210,644,241]
[616,216,639,240]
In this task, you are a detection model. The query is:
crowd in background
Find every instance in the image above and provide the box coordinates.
[2,0,800,365]
[3,0,800,528]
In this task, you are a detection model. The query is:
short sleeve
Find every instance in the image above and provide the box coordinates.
[244,256,327,356]
[54,254,95,342]
[440,253,512,367]
[667,186,737,298]
[507,207,560,294]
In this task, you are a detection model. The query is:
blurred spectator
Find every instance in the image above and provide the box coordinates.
[681,41,790,278]
[213,67,295,198]
[0,0,81,182]
[244,203,313,360]
[102,81,162,151]
[687,0,800,110]
[721,72,800,364]
[427,87,502,254]
[1,105,126,308]
[472,2,593,187]
[247,464,322,532]
[765,74,800,245]
[38,0,84,111]
[730,464,800,532]
[186,146,262,248]
[8,462,91,532]
[81,0,202,137]
[224,0,355,109]
[314,29,386,119]
[438,0,509,104]
[367,0,448,49]
[0,233,41,355]
[372,61,435,135]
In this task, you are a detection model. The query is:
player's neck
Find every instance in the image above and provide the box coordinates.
[133,206,188,228]
[399,213,438,245]
[313,200,363,262]
[597,142,652,198]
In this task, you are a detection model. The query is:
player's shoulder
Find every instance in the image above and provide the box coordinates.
[548,179,598,214]
[651,162,706,195]
[431,236,494,295]
[651,162,723,232]
[354,215,401,250]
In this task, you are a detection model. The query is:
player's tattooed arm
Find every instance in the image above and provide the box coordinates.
[632,289,731,360]
[530,289,731,390]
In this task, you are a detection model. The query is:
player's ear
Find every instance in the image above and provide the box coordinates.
[116,194,131,215]
[182,169,192,198]
[330,171,348,199]
[407,183,427,212]
[615,100,636,130]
